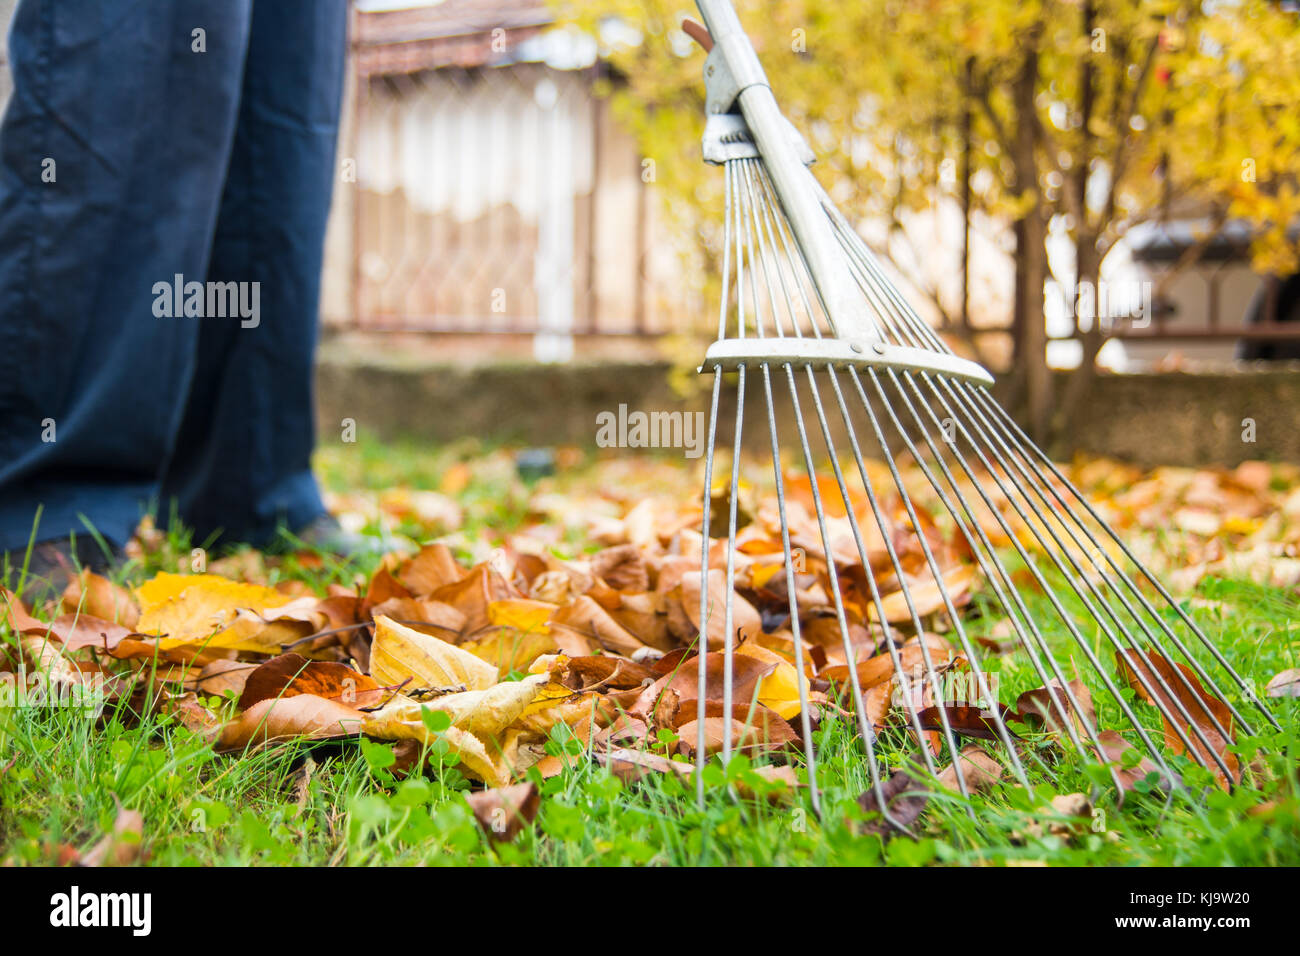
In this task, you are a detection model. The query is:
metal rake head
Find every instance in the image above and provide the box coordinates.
[687,0,1276,820]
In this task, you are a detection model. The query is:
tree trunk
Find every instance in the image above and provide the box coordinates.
[1010,52,1050,443]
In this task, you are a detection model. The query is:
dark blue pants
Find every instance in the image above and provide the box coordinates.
[0,0,346,551]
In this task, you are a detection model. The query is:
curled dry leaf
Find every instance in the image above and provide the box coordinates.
[61,571,139,629]
[361,674,548,786]
[465,782,541,842]
[1094,730,1170,796]
[675,699,800,758]
[78,808,144,867]
[135,573,314,653]
[1115,648,1237,785]
[675,569,761,651]
[595,747,692,783]
[589,544,650,592]
[237,653,382,710]
[1265,668,1300,699]
[370,614,498,693]
[218,694,364,751]
[1015,678,1096,741]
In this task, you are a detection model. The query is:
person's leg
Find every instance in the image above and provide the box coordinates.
[0,0,252,561]
[159,0,348,548]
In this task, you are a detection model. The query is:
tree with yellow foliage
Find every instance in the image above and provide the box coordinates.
[556,0,1300,443]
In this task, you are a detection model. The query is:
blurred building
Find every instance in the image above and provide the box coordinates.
[321,0,687,361]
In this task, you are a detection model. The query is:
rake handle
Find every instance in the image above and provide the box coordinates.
[692,0,881,346]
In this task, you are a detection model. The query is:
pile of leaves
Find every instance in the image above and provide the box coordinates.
[3,452,1296,838]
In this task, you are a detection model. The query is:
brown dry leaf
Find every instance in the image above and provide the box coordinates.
[78,808,144,867]
[1115,648,1237,784]
[1015,678,1096,741]
[24,613,134,653]
[675,700,799,757]
[237,653,382,710]
[428,563,520,634]
[630,651,775,721]
[191,660,258,699]
[465,782,541,842]
[821,633,953,692]
[560,654,659,692]
[161,692,221,740]
[217,694,364,751]
[1,587,45,633]
[735,764,803,803]
[549,595,645,657]
[595,747,692,783]
[675,569,761,651]
[859,744,1002,837]
[370,614,498,693]
[135,573,313,653]
[869,565,977,624]
[918,703,1018,741]
[590,544,650,591]
[1095,730,1168,795]
[61,571,139,628]
[936,745,1004,792]
[1265,668,1300,699]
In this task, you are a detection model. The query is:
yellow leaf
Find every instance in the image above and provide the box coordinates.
[737,642,804,720]
[370,615,498,692]
[487,598,557,634]
[135,573,308,653]
[361,674,547,786]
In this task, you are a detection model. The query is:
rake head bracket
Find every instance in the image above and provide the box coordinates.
[700,337,996,388]
[703,113,815,167]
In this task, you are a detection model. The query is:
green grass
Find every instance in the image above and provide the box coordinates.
[1,438,1297,866]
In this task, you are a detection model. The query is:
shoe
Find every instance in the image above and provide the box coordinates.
[2,537,122,604]
[280,514,402,560]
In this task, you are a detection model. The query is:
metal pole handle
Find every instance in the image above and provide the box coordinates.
[694,0,879,344]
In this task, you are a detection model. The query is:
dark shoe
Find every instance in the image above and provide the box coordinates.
[279,514,406,560]
[2,537,122,604]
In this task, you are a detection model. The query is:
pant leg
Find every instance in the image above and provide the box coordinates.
[159,0,347,548]
[0,0,251,551]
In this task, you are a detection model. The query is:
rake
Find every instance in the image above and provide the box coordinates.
[682,0,1276,821]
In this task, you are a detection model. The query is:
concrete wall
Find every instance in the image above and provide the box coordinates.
[314,347,1300,466]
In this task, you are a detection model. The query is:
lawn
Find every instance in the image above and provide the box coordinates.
[1,438,1297,866]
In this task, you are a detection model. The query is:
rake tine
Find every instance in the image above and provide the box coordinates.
[697,369,722,807]
[686,0,1272,810]
[759,364,827,813]
[909,372,1231,780]
[800,367,972,798]
[949,379,1246,745]
[972,387,1278,733]
[825,368,1030,786]
[856,368,1136,778]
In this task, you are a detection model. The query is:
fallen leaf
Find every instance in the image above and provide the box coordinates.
[465,782,540,841]
[135,573,312,653]
[1265,668,1300,699]
[78,808,144,867]
[217,694,364,751]
[1115,648,1237,784]
[61,571,139,628]
[237,653,382,710]
[369,614,498,693]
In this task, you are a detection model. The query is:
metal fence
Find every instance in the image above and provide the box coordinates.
[349,54,663,341]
